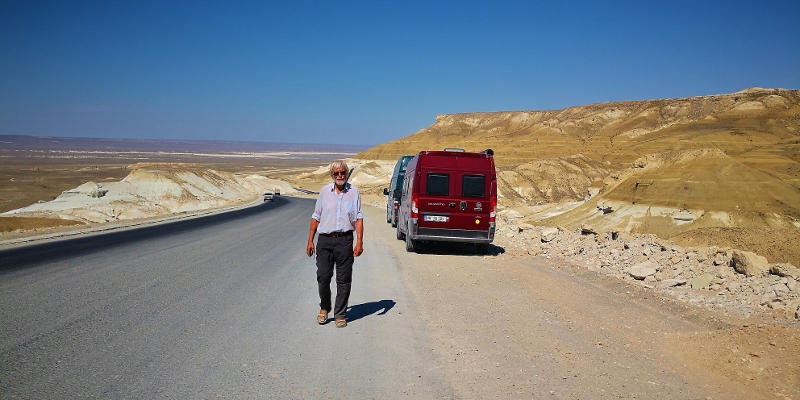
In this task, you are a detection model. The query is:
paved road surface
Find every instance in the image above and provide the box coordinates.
[1,197,451,398]
[4,196,795,399]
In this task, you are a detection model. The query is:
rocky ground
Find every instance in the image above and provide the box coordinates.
[493,215,800,322]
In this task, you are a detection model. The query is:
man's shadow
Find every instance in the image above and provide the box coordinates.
[346,299,396,323]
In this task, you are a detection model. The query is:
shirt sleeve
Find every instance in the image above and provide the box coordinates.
[354,189,363,220]
[311,192,322,221]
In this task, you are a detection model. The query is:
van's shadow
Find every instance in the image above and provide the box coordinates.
[346,299,396,323]
[413,242,505,257]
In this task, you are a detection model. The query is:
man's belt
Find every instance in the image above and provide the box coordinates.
[320,231,353,238]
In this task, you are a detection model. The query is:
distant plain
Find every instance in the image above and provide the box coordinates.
[0,135,367,233]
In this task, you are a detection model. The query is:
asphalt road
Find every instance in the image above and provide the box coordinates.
[0,196,451,398]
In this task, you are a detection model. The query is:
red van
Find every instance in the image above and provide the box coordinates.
[396,148,497,254]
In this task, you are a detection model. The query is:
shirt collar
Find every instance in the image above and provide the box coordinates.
[329,182,350,193]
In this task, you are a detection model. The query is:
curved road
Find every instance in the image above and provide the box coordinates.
[0,197,451,398]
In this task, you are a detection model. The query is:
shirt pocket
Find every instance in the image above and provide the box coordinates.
[343,201,355,220]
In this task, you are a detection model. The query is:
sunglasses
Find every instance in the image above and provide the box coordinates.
[333,170,347,177]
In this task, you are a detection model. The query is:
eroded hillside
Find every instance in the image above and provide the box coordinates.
[356,88,800,264]
[2,163,296,224]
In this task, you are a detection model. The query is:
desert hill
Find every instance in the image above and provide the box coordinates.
[358,88,799,167]
[355,88,800,265]
[2,163,296,224]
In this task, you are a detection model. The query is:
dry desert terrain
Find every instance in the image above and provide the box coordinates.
[1,88,799,397]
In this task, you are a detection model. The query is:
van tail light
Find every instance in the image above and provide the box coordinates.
[393,200,399,210]
[490,195,497,223]
[411,194,419,218]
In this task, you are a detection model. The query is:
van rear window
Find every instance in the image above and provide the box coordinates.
[462,175,485,197]
[426,173,449,196]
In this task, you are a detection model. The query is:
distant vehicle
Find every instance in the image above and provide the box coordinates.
[263,191,274,202]
[396,148,496,254]
[274,188,281,196]
[383,155,414,227]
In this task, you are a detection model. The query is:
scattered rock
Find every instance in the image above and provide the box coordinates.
[598,204,613,214]
[517,223,535,233]
[580,224,598,235]
[730,250,769,277]
[494,215,799,319]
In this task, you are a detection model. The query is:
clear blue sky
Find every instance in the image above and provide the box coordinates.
[1,1,798,146]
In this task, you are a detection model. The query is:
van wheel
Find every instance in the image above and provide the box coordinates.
[477,243,489,255]
[405,227,416,253]
[396,222,405,241]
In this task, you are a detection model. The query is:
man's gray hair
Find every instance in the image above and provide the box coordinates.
[329,160,349,178]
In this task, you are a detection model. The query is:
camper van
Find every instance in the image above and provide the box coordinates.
[383,155,414,227]
[396,148,496,254]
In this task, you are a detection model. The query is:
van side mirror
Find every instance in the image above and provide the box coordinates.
[383,188,389,196]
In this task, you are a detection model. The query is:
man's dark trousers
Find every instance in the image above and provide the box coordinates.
[316,233,354,318]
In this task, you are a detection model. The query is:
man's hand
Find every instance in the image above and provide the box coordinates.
[354,218,364,257]
[307,218,319,257]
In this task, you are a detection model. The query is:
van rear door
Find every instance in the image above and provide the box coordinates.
[416,153,494,234]
[449,170,492,232]
[417,169,452,226]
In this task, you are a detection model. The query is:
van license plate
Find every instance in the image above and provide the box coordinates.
[424,215,449,222]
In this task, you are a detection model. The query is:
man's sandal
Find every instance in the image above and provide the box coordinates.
[317,310,328,325]
[335,317,347,328]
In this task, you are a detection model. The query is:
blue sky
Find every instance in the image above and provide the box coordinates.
[1,1,798,146]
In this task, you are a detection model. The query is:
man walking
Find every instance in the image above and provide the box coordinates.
[306,160,364,328]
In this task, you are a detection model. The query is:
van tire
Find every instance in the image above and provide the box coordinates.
[477,243,489,255]
[405,226,416,253]
[396,223,405,241]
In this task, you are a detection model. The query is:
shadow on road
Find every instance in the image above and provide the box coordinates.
[346,299,396,323]
[413,242,505,257]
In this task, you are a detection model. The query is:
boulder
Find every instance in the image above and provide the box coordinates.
[769,263,800,280]
[730,250,769,277]
[517,223,536,233]
[713,251,731,266]
[769,283,791,299]
[541,227,559,243]
[628,263,657,280]
[688,273,713,290]
[659,278,687,288]
[789,299,800,319]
